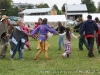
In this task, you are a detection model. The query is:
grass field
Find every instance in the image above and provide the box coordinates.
[0,33,100,75]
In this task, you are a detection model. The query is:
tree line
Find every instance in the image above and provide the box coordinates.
[0,0,100,16]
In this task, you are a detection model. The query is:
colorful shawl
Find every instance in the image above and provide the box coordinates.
[10,26,27,55]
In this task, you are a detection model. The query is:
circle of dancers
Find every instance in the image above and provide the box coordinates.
[0,14,100,60]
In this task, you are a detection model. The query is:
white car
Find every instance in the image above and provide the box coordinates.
[67,20,74,25]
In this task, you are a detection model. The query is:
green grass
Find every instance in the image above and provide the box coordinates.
[0,33,100,75]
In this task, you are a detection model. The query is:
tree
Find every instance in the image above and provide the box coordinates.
[97,2,100,13]
[0,0,12,10]
[5,7,19,16]
[27,5,33,9]
[53,4,61,15]
[62,3,66,12]
[81,0,96,13]
[36,3,49,8]
[0,0,19,16]
[0,0,14,15]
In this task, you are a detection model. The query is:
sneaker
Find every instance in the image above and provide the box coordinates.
[28,48,31,50]
[34,57,41,60]
[88,54,94,58]
[0,55,3,59]
[10,58,14,60]
[45,58,51,60]
[67,54,69,58]
[58,48,61,50]
[19,59,24,60]
[0,55,5,59]
[62,55,65,59]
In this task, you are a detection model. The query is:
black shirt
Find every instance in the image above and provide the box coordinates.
[56,26,65,34]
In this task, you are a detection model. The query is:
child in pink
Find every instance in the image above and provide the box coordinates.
[22,25,31,50]
[62,27,77,58]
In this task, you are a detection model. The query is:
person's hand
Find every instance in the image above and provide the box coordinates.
[78,35,81,38]
[70,28,73,30]
[56,32,59,35]
[6,34,10,37]
[28,28,33,31]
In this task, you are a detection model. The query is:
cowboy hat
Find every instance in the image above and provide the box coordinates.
[1,15,8,21]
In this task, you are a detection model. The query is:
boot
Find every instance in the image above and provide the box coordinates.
[34,57,41,60]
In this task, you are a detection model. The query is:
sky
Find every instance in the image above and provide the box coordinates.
[13,0,100,10]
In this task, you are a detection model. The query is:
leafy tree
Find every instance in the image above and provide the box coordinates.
[36,3,49,8]
[5,7,19,16]
[53,4,61,15]
[97,2,100,13]
[62,3,66,12]
[27,4,33,9]
[0,0,12,10]
[81,0,96,13]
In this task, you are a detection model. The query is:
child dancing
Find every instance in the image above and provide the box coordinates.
[62,27,77,58]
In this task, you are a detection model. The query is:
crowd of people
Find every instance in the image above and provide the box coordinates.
[0,14,100,60]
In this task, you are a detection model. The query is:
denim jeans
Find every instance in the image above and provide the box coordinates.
[58,35,64,49]
[10,41,23,59]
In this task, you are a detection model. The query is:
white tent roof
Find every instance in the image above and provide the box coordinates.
[24,15,66,22]
[20,8,52,14]
[82,13,100,20]
[67,4,87,11]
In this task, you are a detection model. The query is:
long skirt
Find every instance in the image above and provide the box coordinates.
[62,40,71,57]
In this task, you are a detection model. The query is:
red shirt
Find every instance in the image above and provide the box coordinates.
[33,23,40,29]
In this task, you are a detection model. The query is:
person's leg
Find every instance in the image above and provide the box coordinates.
[0,44,8,56]
[61,35,64,48]
[44,41,50,59]
[10,46,18,59]
[45,41,50,50]
[79,38,83,50]
[96,37,99,50]
[58,36,62,50]
[87,38,90,57]
[37,40,41,50]
[83,38,89,50]
[35,41,43,60]
[17,42,23,59]
[87,38,94,57]
[26,45,31,50]
[98,34,100,52]
[90,38,94,56]
[44,50,49,59]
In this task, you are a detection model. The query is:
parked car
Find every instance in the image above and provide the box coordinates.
[8,16,18,21]
[67,20,75,26]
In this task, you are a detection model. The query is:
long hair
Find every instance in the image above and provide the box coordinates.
[58,21,62,31]
[42,18,47,24]
[95,17,99,23]
[65,27,71,41]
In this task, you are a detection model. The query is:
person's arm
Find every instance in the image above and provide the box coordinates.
[55,27,58,31]
[59,32,66,36]
[79,22,85,35]
[71,33,77,38]
[31,26,40,36]
[94,22,98,33]
[46,26,58,34]
[73,24,80,29]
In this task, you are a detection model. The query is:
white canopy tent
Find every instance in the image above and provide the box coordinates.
[82,13,100,20]
[24,15,66,22]
[23,15,67,28]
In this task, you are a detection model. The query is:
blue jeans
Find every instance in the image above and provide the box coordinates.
[58,35,64,49]
[10,41,23,59]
